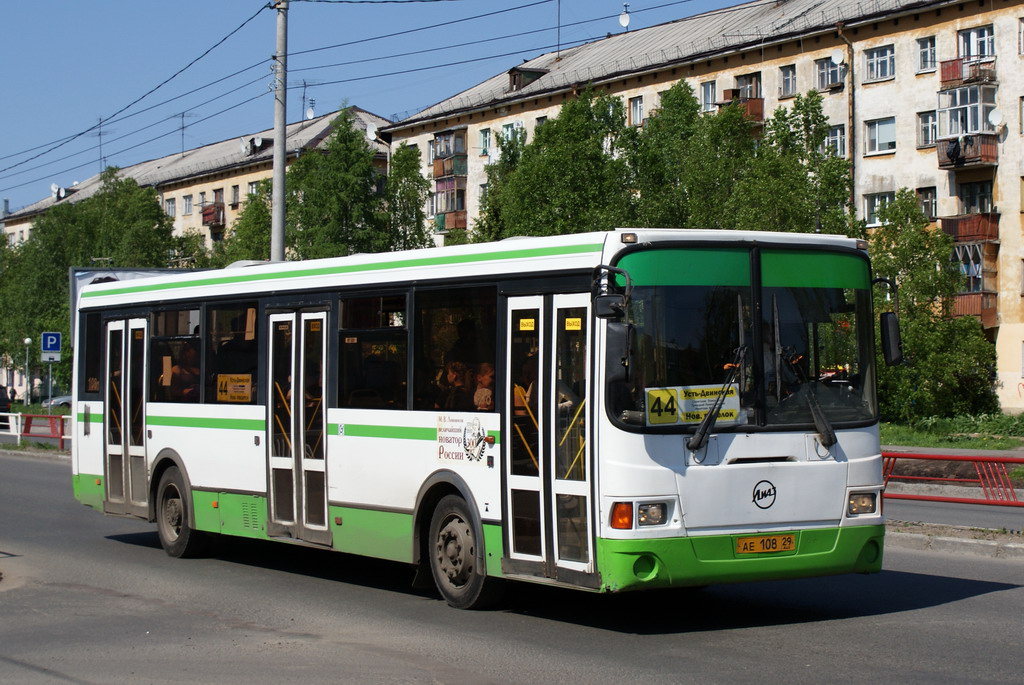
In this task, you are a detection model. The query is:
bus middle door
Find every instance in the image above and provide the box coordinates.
[266,310,331,545]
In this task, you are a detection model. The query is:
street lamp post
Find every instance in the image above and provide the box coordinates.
[23,337,31,405]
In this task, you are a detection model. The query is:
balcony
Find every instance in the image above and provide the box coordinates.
[716,92,764,122]
[443,211,467,230]
[940,212,999,242]
[939,56,996,89]
[953,292,998,329]
[937,133,998,169]
[432,154,467,179]
[201,202,225,227]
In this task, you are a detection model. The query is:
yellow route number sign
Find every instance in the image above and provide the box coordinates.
[645,388,680,425]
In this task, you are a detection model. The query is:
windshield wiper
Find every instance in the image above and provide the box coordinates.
[784,353,837,448]
[687,345,747,452]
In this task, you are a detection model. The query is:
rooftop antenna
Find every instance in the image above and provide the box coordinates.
[556,0,561,61]
[87,117,114,172]
[619,3,630,31]
[306,98,316,120]
[300,80,322,122]
[175,112,197,155]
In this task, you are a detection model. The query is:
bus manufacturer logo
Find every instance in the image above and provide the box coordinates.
[752,480,777,509]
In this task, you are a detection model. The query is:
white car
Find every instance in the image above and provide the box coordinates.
[43,395,72,408]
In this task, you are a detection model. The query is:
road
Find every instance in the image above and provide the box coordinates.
[1,453,1022,684]
[885,497,1024,531]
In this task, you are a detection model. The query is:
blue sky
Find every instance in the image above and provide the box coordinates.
[0,0,736,212]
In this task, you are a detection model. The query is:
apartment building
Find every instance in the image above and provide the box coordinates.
[3,107,389,250]
[381,0,1024,410]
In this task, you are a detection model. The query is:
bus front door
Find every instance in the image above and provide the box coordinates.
[103,318,149,518]
[505,294,594,582]
[266,311,331,545]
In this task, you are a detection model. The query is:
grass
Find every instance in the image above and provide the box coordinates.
[880,422,1024,450]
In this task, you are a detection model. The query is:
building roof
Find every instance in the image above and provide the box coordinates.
[5,106,391,222]
[384,0,943,130]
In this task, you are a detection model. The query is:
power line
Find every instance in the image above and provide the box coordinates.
[0,3,269,176]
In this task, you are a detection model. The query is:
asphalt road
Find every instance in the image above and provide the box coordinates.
[1,452,1022,684]
[885,497,1024,531]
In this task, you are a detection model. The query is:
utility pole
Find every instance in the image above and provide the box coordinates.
[271,0,288,262]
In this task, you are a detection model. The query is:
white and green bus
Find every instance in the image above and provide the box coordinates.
[71,229,895,608]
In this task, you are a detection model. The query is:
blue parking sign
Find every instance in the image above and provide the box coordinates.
[42,332,62,353]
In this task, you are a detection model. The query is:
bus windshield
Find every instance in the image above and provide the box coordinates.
[609,246,877,431]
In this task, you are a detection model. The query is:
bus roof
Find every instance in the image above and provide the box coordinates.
[77,229,863,310]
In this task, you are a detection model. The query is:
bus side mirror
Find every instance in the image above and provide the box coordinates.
[594,294,626,319]
[880,312,903,366]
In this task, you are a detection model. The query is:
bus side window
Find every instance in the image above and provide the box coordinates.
[79,312,102,399]
[149,309,201,403]
[206,304,259,404]
[412,286,497,412]
[338,295,407,410]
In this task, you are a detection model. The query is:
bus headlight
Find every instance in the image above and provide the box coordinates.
[638,502,667,526]
[847,492,877,516]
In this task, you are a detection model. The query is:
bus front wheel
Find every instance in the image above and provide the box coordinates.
[156,466,209,558]
[428,495,502,609]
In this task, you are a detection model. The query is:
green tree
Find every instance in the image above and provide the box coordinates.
[729,92,853,235]
[472,124,526,242]
[627,80,701,228]
[870,188,997,420]
[473,89,633,239]
[286,110,386,259]
[386,143,432,250]
[0,168,176,391]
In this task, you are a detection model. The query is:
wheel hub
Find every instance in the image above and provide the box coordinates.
[436,516,473,586]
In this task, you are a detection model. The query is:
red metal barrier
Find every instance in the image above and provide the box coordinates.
[882,451,1024,508]
[21,413,68,450]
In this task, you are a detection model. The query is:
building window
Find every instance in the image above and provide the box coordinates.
[938,85,997,138]
[917,186,937,221]
[198,191,206,207]
[815,58,844,89]
[1019,18,1024,55]
[959,25,995,59]
[917,111,937,147]
[959,180,993,214]
[955,243,983,293]
[823,125,846,157]
[479,128,491,155]
[231,185,240,206]
[213,188,224,204]
[779,64,797,97]
[736,72,761,98]
[917,36,936,72]
[629,96,644,127]
[700,81,716,112]
[864,45,895,82]
[535,115,548,128]
[864,192,895,226]
[164,197,176,217]
[865,117,897,154]
[182,195,193,215]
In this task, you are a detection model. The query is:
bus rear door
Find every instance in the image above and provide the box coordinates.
[103,318,149,518]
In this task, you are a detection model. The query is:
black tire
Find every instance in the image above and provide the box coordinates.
[156,466,209,558]
[428,494,504,609]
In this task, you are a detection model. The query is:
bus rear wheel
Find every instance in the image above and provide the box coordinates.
[428,495,503,609]
[156,466,209,558]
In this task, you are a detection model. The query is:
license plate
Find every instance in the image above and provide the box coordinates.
[736,533,796,554]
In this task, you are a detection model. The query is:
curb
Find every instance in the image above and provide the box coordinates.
[885,528,1024,561]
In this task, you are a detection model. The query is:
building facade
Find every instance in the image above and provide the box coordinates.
[382,0,1024,410]
[3,107,389,251]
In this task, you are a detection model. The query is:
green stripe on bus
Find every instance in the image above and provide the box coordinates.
[147,415,266,431]
[762,250,869,289]
[82,243,605,299]
[330,423,502,444]
[77,412,104,423]
[339,424,437,440]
